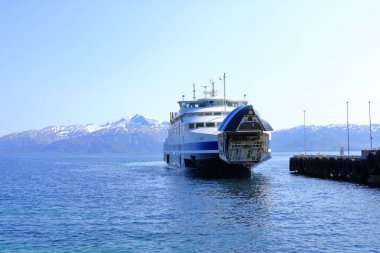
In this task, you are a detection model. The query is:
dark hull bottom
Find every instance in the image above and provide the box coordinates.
[168,157,252,179]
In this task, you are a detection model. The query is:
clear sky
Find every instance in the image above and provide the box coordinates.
[1,0,380,136]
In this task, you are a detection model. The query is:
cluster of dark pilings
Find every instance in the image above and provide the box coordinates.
[289,150,380,185]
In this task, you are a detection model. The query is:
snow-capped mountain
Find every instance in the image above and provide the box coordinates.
[0,114,169,153]
[271,124,380,152]
[100,114,166,129]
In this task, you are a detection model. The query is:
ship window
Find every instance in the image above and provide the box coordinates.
[197,113,203,116]
[185,113,196,118]
[189,123,194,129]
[205,112,212,116]
[206,122,215,127]
[214,112,221,116]
[196,123,204,128]
[180,103,201,108]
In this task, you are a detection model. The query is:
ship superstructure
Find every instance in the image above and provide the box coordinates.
[163,78,273,173]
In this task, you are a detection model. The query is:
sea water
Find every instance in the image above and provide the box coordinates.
[1,153,380,252]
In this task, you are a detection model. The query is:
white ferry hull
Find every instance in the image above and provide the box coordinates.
[164,104,272,174]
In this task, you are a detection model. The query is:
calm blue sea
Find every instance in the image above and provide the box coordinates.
[1,153,380,252]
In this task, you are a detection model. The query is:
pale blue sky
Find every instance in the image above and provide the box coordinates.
[1,0,380,136]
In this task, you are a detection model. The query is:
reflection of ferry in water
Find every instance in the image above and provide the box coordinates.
[163,75,273,174]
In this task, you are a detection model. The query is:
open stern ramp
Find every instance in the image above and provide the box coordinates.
[217,105,273,167]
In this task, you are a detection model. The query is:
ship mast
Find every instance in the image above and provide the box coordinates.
[201,85,209,98]
[210,80,216,97]
[219,73,226,112]
[193,83,196,100]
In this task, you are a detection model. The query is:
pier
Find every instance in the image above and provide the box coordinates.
[289,150,380,186]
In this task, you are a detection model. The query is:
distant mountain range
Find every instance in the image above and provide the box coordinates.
[0,114,169,154]
[271,124,380,152]
[0,115,378,153]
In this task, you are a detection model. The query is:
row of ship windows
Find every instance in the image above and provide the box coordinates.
[171,111,226,124]
[188,122,222,129]
[183,111,225,117]
[179,101,246,109]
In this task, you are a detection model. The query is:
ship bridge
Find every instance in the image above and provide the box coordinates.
[178,98,248,114]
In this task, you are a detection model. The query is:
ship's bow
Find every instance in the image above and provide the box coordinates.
[217,105,273,168]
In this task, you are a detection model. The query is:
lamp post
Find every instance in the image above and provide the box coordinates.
[369,101,373,150]
[346,102,350,156]
[303,110,306,155]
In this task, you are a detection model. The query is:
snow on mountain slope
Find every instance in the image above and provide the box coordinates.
[0,114,169,153]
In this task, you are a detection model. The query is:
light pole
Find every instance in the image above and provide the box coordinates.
[346,102,350,156]
[303,110,306,155]
[369,101,373,150]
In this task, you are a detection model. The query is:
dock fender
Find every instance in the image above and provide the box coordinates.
[296,157,302,171]
[341,159,347,180]
[321,158,329,178]
[313,158,322,177]
[297,157,303,173]
[352,160,360,181]
[298,157,305,173]
[320,157,329,177]
[302,157,310,174]
[339,158,347,179]
[294,157,298,171]
[345,159,354,181]
[359,159,369,183]
[375,152,380,174]
[328,158,336,178]
[334,158,344,179]
[307,158,313,175]
[367,153,376,174]
[289,157,295,171]
[309,158,316,176]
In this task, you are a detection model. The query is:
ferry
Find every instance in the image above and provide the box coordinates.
[163,76,273,174]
